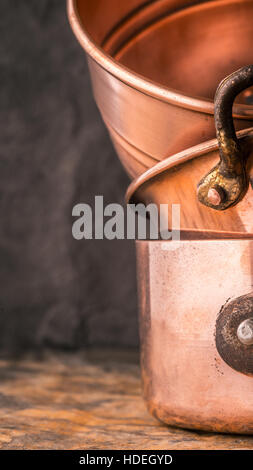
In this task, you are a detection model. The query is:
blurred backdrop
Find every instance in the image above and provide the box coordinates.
[0,0,138,354]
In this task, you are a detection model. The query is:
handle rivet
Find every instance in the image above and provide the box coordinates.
[237,318,253,345]
[207,187,222,206]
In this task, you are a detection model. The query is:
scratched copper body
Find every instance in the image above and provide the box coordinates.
[68,0,253,179]
[136,240,253,434]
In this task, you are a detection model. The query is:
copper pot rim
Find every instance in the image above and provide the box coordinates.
[136,235,253,242]
[67,0,253,117]
[126,127,253,203]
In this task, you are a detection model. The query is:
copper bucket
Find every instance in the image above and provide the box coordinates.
[68,0,253,178]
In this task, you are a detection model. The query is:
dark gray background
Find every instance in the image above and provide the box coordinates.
[0,0,138,354]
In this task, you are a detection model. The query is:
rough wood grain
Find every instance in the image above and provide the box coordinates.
[0,350,252,450]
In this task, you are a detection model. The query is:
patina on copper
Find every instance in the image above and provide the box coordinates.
[198,66,253,210]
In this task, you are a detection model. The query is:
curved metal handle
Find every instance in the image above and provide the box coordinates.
[197,65,253,211]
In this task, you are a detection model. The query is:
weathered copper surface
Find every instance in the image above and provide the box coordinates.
[127,128,253,234]
[68,0,253,179]
[136,240,253,434]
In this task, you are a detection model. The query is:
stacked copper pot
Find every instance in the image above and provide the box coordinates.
[68,0,253,433]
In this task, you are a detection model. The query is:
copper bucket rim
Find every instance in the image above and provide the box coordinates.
[68,0,253,117]
[126,126,253,203]
[126,126,253,238]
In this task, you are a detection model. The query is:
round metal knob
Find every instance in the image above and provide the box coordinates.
[215,293,253,376]
[237,318,253,345]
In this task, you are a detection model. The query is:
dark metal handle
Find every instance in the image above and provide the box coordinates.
[197,65,253,211]
[216,292,253,376]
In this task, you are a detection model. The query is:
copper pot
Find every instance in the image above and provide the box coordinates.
[68,0,253,178]
[136,239,253,434]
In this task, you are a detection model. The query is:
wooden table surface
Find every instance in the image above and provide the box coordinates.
[0,349,253,450]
